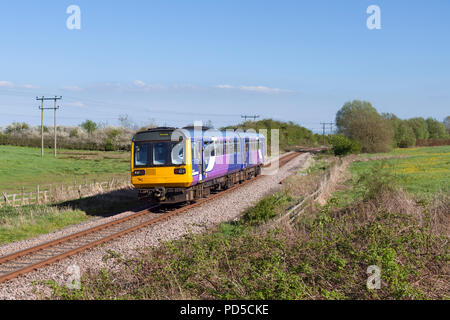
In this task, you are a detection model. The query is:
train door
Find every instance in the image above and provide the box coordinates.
[244,138,250,168]
[201,141,206,181]
[233,138,238,168]
[258,138,264,164]
[192,140,204,182]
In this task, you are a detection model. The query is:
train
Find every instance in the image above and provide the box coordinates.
[131,126,266,203]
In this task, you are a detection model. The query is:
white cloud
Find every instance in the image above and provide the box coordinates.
[0,81,14,88]
[61,85,83,92]
[215,84,292,94]
[132,80,146,88]
[0,81,40,89]
[66,101,84,107]
[215,84,234,89]
[131,80,167,91]
[60,81,291,95]
[22,84,40,89]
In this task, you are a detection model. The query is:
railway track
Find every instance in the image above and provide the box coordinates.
[0,152,304,284]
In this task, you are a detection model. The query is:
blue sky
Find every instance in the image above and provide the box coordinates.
[0,0,449,132]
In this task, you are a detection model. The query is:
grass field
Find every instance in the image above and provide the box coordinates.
[354,146,450,196]
[332,146,450,207]
[0,146,131,193]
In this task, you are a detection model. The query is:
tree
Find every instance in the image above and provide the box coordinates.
[426,118,447,139]
[80,120,98,135]
[69,128,79,138]
[118,114,136,129]
[395,121,416,148]
[444,116,450,135]
[383,114,416,148]
[205,120,214,129]
[5,122,30,134]
[336,100,394,153]
[407,117,429,140]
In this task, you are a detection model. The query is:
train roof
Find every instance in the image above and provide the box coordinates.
[133,126,265,142]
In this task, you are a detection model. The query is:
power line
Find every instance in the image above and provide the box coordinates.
[0,88,247,119]
[241,115,260,122]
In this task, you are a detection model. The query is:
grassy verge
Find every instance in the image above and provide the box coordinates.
[44,150,449,300]
[0,145,130,193]
[0,205,88,245]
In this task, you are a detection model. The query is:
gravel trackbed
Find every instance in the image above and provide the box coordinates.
[0,153,311,300]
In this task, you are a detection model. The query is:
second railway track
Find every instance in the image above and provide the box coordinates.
[0,151,304,284]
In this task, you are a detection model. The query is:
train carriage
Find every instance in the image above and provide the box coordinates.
[131,126,266,203]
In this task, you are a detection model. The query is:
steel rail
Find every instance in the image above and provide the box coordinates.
[0,152,303,284]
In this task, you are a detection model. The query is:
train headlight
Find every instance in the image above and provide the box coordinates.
[174,168,186,175]
[134,170,146,176]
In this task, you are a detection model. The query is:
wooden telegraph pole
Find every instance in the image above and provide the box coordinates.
[320,122,334,146]
[37,96,62,157]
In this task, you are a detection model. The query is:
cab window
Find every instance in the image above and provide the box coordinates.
[153,143,169,165]
[135,144,149,166]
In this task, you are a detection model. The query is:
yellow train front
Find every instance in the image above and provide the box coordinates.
[131,127,194,203]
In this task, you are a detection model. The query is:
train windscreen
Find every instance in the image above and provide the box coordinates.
[134,141,185,167]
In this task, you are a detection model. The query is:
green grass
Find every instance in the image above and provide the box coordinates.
[332,146,450,207]
[0,205,89,245]
[0,145,131,193]
[336,146,450,202]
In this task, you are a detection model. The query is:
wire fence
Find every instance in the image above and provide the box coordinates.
[275,157,352,226]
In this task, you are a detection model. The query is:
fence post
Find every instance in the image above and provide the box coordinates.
[21,187,25,206]
[2,192,11,207]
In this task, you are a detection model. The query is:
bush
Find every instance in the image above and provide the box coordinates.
[241,192,292,225]
[104,139,115,151]
[330,135,362,156]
